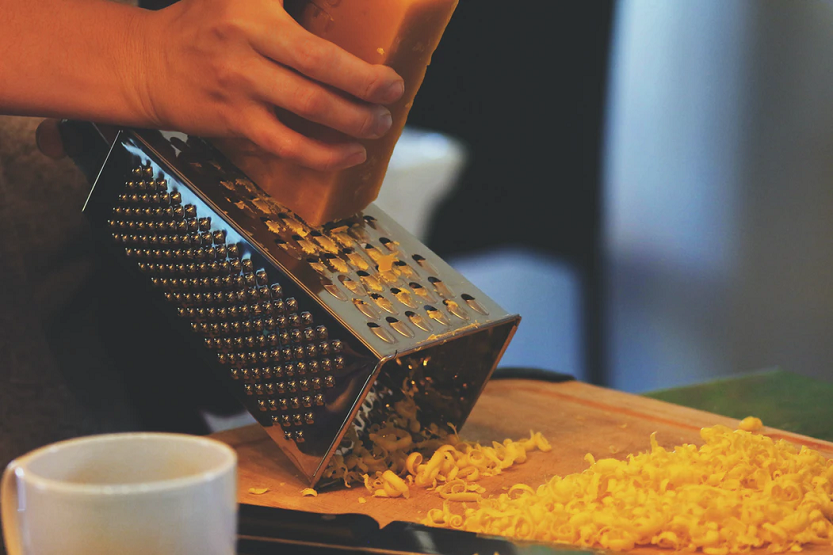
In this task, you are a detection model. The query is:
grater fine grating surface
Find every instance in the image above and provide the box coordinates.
[76,125,520,487]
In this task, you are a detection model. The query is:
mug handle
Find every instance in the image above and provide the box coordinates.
[2,462,23,555]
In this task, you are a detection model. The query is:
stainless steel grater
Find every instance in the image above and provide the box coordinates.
[70,122,520,487]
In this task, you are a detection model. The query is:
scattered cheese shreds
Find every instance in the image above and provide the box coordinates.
[300,488,318,497]
[248,487,269,495]
[423,425,833,553]
[319,374,828,553]
[739,416,764,432]
[359,430,551,500]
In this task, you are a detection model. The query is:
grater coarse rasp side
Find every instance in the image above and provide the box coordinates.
[74,124,520,487]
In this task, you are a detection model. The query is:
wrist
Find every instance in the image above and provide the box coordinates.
[115,4,165,129]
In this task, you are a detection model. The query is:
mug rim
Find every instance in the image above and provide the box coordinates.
[6,432,237,496]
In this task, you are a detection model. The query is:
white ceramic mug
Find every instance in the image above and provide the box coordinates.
[1,433,238,555]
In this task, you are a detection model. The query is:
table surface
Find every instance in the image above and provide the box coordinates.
[214,377,833,554]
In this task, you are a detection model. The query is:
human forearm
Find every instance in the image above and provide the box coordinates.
[1,0,405,171]
[0,0,156,126]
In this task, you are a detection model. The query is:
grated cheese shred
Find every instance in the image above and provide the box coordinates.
[422,424,833,553]
[739,416,764,432]
[314,381,831,553]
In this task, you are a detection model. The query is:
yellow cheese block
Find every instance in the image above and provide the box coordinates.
[214,0,458,226]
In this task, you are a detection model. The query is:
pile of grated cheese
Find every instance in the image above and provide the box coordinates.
[315,388,832,553]
[423,424,833,553]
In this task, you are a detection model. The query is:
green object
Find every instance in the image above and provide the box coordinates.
[644,368,833,442]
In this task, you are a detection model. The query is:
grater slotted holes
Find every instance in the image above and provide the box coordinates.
[357,271,383,293]
[409,282,436,303]
[405,310,432,332]
[275,238,302,260]
[427,276,454,299]
[290,234,317,256]
[309,231,340,254]
[386,316,415,338]
[424,305,450,327]
[412,254,438,275]
[321,253,350,273]
[306,257,329,276]
[348,224,370,243]
[353,299,380,320]
[341,248,370,271]
[389,287,417,309]
[367,323,395,343]
[378,237,399,252]
[460,293,489,316]
[443,300,469,321]
[369,293,397,315]
[320,277,348,301]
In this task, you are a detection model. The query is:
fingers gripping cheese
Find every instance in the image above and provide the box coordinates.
[214,0,459,226]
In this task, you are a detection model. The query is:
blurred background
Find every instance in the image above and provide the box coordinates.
[378,0,833,393]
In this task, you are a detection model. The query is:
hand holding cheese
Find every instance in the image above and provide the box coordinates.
[145,0,406,170]
[3,0,454,221]
[1,0,403,172]
[214,0,459,225]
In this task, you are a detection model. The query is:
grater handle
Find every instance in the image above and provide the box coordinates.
[57,120,119,185]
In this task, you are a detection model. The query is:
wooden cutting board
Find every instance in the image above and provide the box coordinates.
[213,378,833,553]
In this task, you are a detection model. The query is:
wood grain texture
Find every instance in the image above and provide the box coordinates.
[213,379,833,553]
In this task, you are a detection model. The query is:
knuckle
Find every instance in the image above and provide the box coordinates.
[260,132,297,161]
[212,60,243,90]
[316,156,343,172]
[362,72,384,101]
[276,140,303,163]
[210,9,248,42]
[277,139,335,171]
[296,88,328,119]
[294,40,326,73]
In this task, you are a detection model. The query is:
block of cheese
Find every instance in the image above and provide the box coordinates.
[212,0,458,226]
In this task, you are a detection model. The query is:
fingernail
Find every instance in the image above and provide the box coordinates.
[383,80,405,103]
[373,110,393,137]
[344,147,367,167]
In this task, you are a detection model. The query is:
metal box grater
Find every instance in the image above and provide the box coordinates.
[72,123,520,486]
